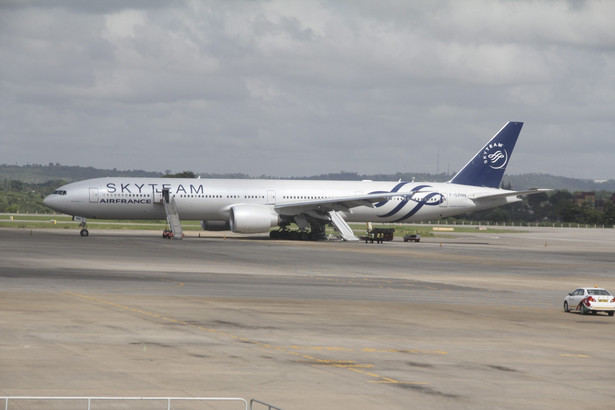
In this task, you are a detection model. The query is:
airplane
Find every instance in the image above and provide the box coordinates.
[43,121,548,241]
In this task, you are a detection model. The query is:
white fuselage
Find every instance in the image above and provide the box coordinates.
[44,177,518,223]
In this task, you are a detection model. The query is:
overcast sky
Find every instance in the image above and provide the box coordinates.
[1,0,614,179]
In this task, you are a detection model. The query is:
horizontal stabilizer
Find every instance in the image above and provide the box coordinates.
[471,188,552,202]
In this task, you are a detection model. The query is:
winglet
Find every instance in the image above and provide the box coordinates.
[449,122,523,188]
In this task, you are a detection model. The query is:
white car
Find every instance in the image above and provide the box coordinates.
[564,287,615,316]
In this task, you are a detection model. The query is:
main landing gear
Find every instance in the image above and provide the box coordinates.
[269,223,327,241]
[270,229,320,241]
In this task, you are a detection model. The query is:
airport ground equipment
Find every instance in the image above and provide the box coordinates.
[403,233,421,242]
[328,210,359,241]
[162,188,183,239]
[362,228,395,243]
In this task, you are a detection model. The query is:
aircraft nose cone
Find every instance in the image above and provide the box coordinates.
[43,194,61,212]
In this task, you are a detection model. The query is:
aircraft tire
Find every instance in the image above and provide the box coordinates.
[80,229,89,237]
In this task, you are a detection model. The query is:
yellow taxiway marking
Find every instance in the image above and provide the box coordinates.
[64,290,431,386]
[560,353,590,358]
[287,345,447,355]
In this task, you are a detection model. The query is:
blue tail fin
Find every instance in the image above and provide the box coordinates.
[449,121,523,188]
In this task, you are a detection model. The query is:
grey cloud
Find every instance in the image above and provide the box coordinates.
[1,1,614,179]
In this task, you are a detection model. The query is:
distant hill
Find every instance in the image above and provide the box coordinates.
[0,163,161,183]
[1,164,613,192]
[502,174,615,192]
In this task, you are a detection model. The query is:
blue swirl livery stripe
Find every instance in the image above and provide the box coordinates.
[370,184,435,218]
[378,198,410,218]
[379,188,435,218]
[371,181,411,208]
[371,183,433,208]
[392,192,442,222]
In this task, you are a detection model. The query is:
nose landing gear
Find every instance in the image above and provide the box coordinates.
[73,216,89,237]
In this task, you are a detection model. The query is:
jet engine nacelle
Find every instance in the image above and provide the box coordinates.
[229,204,279,234]
[200,220,231,231]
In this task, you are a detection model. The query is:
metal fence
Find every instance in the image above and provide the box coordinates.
[250,399,284,410]
[1,396,282,410]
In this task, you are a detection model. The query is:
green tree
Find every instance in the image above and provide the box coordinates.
[602,202,615,226]
[163,171,196,178]
[484,207,510,223]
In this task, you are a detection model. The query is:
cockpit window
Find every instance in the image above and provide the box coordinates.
[51,190,67,195]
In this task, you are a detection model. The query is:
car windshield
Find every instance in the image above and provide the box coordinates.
[588,289,611,296]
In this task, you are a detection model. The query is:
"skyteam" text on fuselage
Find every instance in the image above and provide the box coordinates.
[105,182,204,195]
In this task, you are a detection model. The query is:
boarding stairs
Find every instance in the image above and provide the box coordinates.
[328,210,359,241]
[162,189,183,240]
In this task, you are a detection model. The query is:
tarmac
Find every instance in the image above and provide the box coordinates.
[1,226,615,409]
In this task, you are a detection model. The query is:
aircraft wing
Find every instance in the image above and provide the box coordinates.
[274,192,404,216]
[471,188,551,202]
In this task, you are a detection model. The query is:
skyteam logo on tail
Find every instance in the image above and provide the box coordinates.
[482,142,508,170]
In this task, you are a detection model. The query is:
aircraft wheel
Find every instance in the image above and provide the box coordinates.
[80,229,89,237]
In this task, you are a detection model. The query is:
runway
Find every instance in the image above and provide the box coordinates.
[1,227,615,409]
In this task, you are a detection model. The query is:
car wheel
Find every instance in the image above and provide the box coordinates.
[563,301,569,312]
[608,311,614,317]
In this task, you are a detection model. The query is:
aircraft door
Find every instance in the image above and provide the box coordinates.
[162,188,170,204]
[152,186,163,204]
[439,193,447,207]
[89,187,99,203]
[267,190,276,205]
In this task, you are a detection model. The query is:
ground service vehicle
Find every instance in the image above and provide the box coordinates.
[362,228,395,243]
[563,287,615,316]
[403,233,421,242]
